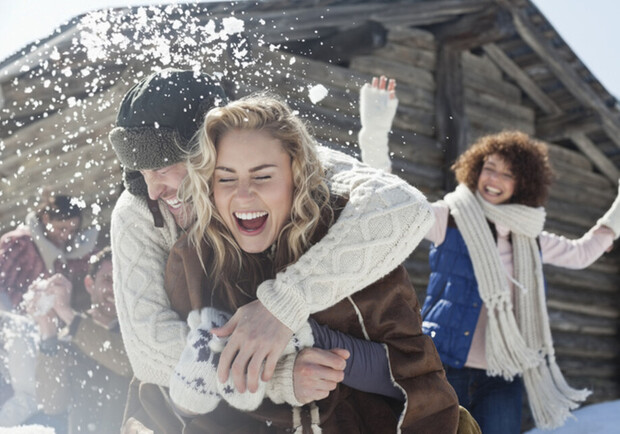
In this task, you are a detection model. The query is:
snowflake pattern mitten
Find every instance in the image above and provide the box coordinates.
[169,307,230,414]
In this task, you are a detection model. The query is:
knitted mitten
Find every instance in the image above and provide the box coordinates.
[358,83,398,172]
[169,307,230,414]
[597,179,620,239]
[217,320,314,410]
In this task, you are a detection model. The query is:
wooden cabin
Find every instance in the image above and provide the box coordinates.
[1,0,618,429]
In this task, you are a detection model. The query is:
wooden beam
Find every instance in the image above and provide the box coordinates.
[433,6,515,50]
[536,111,600,141]
[435,46,468,191]
[499,0,620,152]
[482,43,562,116]
[548,298,619,319]
[368,0,489,27]
[569,131,620,183]
[283,21,387,64]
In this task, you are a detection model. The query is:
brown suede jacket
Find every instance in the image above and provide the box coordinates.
[122,193,467,434]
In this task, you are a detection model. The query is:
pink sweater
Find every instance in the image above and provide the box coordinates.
[427,201,615,369]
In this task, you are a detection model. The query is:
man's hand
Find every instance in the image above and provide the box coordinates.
[293,348,349,404]
[211,299,293,393]
[47,273,76,325]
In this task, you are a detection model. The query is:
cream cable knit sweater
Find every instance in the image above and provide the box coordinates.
[111,146,434,386]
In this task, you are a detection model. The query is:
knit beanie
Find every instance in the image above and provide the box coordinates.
[109,68,228,196]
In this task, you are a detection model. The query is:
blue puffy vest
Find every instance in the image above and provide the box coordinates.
[421,225,484,368]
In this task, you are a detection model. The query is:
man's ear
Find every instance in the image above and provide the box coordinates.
[84,275,95,296]
[41,213,50,226]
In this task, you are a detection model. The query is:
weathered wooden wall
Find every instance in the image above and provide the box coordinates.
[0,1,618,431]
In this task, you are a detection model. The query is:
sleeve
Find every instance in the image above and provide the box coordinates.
[257,147,435,332]
[309,319,402,399]
[69,315,132,378]
[111,191,188,386]
[541,225,615,269]
[425,201,450,246]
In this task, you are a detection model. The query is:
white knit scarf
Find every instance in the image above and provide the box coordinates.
[444,184,590,429]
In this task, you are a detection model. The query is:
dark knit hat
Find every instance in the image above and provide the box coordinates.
[109,68,228,196]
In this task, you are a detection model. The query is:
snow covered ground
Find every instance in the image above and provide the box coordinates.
[524,400,620,434]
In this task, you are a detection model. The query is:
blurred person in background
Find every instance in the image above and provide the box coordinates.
[0,193,98,312]
[25,247,132,434]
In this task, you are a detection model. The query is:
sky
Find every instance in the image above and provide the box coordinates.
[0,0,619,99]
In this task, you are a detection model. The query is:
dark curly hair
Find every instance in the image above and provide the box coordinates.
[35,194,83,224]
[452,131,554,207]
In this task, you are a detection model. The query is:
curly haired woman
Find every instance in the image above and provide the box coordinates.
[360,91,620,433]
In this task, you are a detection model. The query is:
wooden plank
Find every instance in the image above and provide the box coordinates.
[374,43,436,71]
[546,267,620,295]
[547,299,620,319]
[461,50,503,81]
[482,43,562,115]
[465,104,534,135]
[546,142,592,170]
[464,87,534,124]
[463,68,522,101]
[536,112,601,143]
[545,199,605,229]
[389,131,444,166]
[549,179,616,209]
[386,26,436,51]
[349,55,435,91]
[569,132,620,183]
[551,160,612,191]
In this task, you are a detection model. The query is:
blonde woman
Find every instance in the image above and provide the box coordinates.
[161,94,472,433]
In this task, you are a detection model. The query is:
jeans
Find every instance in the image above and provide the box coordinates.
[444,365,523,434]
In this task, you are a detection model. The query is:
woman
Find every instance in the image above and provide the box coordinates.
[163,94,465,433]
[358,104,619,432]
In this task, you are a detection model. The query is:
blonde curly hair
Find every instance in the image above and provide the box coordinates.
[181,93,331,293]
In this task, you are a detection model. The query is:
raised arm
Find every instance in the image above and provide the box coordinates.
[542,179,619,267]
[597,179,620,240]
[358,75,398,173]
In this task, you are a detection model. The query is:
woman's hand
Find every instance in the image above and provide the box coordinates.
[293,347,349,404]
[371,75,396,99]
[358,75,398,172]
[211,299,293,393]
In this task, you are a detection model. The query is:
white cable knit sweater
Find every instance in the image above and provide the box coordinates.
[111,146,434,386]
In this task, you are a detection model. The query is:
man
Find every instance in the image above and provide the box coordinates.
[26,248,132,434]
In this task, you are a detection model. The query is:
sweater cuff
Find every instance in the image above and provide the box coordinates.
[266,353,303,407]
[256,279,309,332]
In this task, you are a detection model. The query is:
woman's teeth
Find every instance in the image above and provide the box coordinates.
[234,211,268,220]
